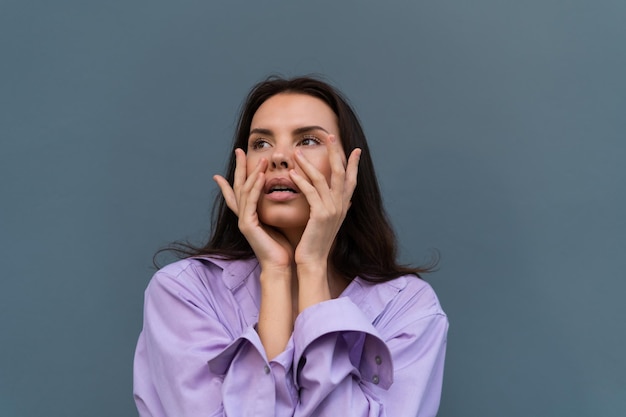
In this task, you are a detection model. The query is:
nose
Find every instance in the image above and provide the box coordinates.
[270,146,292,170]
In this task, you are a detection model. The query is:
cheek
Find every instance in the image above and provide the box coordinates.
[246,154,258,173]
[303,151,333,183]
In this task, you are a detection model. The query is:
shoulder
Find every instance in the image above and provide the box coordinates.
[393,275,446,317]
[147,256,259,298]
[150,257,219,287]
[354,275,446,329]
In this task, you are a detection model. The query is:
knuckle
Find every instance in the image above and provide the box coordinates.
[326,207,338,218]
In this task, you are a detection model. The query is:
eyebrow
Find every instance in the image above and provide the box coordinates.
[249,125,330,137]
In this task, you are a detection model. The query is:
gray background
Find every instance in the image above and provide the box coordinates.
[1,1,624,416]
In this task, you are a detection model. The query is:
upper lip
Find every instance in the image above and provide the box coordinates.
[264,177,300,194]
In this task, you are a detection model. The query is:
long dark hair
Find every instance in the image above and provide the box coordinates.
[160,76,437,281]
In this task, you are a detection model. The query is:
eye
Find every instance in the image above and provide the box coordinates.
[298,135,321,146]
[250,138,271,150]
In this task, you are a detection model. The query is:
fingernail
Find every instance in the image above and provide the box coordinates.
[329,135,336,143]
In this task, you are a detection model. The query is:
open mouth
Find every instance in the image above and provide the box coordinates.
[268,186,297,194]
[264,178,300,195]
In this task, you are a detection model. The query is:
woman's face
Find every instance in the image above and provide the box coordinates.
[247,93,343,237]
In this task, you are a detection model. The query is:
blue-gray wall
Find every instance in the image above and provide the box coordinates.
[1,1,624,416]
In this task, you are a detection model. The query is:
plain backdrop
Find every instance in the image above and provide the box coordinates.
[1,1,625,416]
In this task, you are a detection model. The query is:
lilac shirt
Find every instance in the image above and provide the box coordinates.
[133,256,448,417]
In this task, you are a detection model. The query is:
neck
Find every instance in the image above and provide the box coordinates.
[279,226,305,249]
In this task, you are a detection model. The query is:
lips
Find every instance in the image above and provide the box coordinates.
[264,177,300,194]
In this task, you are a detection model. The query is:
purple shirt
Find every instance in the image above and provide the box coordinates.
[134,256,448,416]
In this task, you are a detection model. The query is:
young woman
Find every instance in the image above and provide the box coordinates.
[133,76,448,417]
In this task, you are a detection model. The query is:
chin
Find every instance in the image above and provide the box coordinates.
[258,203,309,231]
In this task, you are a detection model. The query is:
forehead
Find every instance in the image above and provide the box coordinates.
[251,93,338,130]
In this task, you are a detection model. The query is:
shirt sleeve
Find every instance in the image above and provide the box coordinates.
[133,265,296,417]
[291,286,448,417]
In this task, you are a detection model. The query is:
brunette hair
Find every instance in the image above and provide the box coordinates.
[161,76,436,281]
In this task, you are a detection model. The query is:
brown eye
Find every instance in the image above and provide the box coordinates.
[251,139,270,150]
[299,135,321,146]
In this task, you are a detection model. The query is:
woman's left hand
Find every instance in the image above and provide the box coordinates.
[289,135,361,270]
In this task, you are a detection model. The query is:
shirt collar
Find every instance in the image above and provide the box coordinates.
[192,255,409,323]
[191,255,259,290]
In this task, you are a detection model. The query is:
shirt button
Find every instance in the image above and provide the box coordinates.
[375,355,382,365]
[372,375,380,385]
[263,365,270,374]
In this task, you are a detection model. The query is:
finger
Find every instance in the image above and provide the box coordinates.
[214,175,239,214]
[343,148,361,204]
[241,157,268,194]
[327,135,347,195]
[294,149,332,202]
[289,169,323,208]
[238,158,267,220]
[233,148,247,193]
[240,171,265,221]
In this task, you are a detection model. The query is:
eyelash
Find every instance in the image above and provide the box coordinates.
[298,135,321,146]
[251,139,270,150]
[250,135,321,150]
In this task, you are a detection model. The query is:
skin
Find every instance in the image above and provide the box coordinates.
[214,93,361,360]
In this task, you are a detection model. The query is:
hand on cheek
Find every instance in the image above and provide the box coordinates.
[213,149,294,270]
[290,135,361,267]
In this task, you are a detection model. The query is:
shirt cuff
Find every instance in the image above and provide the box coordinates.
[292,297,393,389]
[206,325,266,374]
[207,325,294,374]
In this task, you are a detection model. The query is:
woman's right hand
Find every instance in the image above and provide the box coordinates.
[216,149,295,359]
[213,148,294,271]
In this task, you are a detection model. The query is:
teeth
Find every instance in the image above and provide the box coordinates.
[271,187,295,193]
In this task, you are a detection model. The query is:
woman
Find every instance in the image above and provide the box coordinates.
[134,76,448,416]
